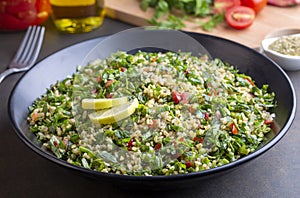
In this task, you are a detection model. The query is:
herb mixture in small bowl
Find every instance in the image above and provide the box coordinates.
[261,28,300,71]
[28,50,276,176]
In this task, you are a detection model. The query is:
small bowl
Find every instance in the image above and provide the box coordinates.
[261,29,300,71]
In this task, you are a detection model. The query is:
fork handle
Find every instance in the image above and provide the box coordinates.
[0,68,21,84]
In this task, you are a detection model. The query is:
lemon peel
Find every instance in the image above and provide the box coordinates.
[81,97,128,110]
[88,98,139,124]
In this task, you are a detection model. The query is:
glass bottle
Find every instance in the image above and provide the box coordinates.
[50,0,106,33]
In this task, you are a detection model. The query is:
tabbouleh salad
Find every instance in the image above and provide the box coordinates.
[27,51,276,176]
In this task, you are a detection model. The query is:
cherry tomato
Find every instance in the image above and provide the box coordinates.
[225,6,255,30]
[241,0,267,13]
[0,0,50,30]
[35,0,51,25]
[214,0,241,14]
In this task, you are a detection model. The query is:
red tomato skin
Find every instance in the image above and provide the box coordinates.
[0,0,50,30]
[241,0,267,13]
[172,91,182,104]
[180,92,189,104]
[154,143,162,150]
[225,6,255,30]
[4,0,36,15]
[0,13,30,30]
[264,119,273,125]
[230,123,239,135]
[35,0,51,25]
[214,0,241,13]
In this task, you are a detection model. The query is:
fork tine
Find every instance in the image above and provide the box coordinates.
[10,26,34,66]
[0,25,45,83]
[31,26,45,66]
[9,26,45,69]
[17,26,38,65]
[22,26,45,67]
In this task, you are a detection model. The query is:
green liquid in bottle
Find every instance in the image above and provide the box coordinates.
[50,0,105,33]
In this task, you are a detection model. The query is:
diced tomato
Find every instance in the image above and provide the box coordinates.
[193,137,203,143]
[264,119,273,125]
[127,139,134,147]
[154,143,162,150]
[179,137,185,142]
[180,92,189,104]
[120,67,126,72]
[148,119,158,129]
[172,91,182,104]
[189,106,195,114]
[185,161,193,168]
[225,6,255,30]
[127,139,134,150]
[204,112,210,120]
[97,75,102,83]
[241,0,267,14]
[230,123,239,135]
[31,112,39,121]
[172,91,190,104]
[104,80,114,88]
[53,140,59,148]
[105,93,114,98]
[214,0,241,13]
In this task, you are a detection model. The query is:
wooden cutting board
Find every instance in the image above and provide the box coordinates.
[105,0,300,48]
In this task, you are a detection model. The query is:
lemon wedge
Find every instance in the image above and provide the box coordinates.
[88,98,139,124]
[81,97,128,110]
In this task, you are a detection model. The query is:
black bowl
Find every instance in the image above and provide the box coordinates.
[8,29,296,190]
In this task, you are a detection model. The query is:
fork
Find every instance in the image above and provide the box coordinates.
[0,26,45,84]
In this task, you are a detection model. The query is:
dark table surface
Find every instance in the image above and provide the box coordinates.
[0,18,299,198]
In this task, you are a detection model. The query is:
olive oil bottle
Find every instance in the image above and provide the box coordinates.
[50,0,105,33]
